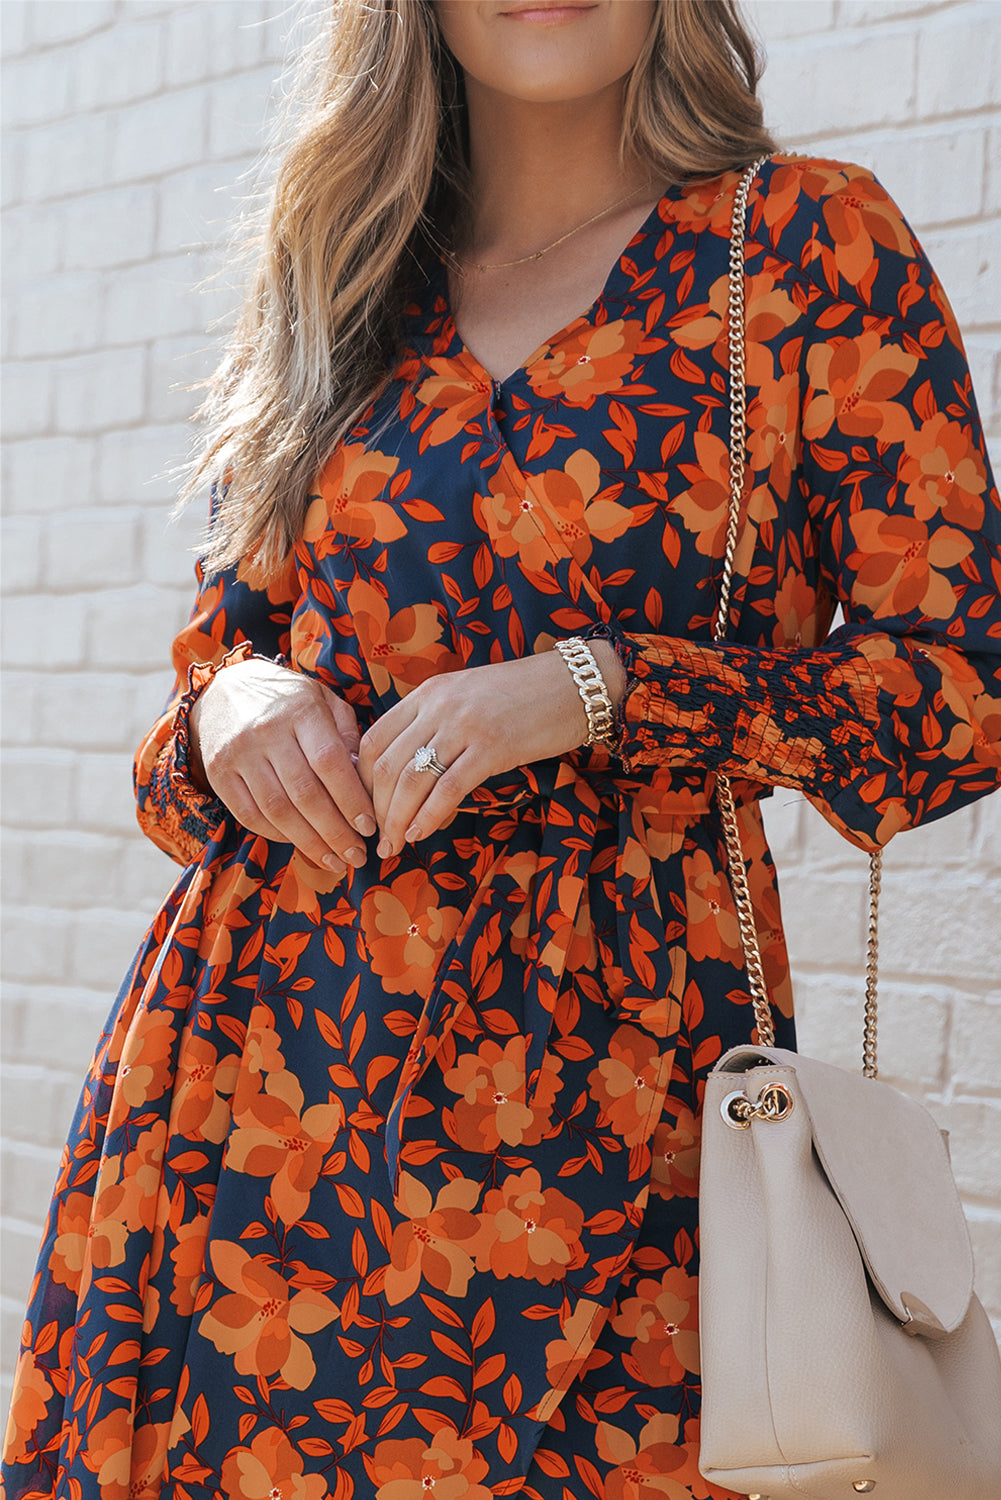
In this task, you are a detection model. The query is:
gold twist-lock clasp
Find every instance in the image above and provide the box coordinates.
[721,1082,795,1130]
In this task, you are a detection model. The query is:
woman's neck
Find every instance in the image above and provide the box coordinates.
[460,75,655,262]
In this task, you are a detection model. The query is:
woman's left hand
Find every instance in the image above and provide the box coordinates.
[357,641,625,858]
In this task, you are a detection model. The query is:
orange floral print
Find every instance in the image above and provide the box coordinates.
[221,1426,330,1500]
[416,351,494,446]
[526,318,648,405]
[10,153,1000,1500]
[80,1413,170,1500]
[525,448,633,566]
[820,172,915,293]
[199,1241,339,1388]
[848,509,973,621]
[899,412,988,528]
[588,1025,666,1146]
[360,867,462,998]
[225,1070,344,1225]
[682,848,744,967]
[472,461,559,576]
[611,1265,701,1387]
[649,1106,700,1201]
[346,576,461,698]
[169,1214,209,1316]
[173,1034,240,1143]
[474,1168,585,1284]
[2,1349,52,1465]
[804,331,919,445]
[365,1429,492,1500]
[303,442,404,549]
[443,1036,563,1151]
[671,432,731,557]
[383,1171,482,1305]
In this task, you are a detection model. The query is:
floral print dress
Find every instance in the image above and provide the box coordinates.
[5,156,1000,1500]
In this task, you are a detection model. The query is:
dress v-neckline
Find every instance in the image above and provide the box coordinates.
[437,185,680,393]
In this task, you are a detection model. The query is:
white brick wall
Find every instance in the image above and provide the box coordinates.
[1,0,999,1405]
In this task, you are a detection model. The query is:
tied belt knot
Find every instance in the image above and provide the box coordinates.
[384,755,763,1187]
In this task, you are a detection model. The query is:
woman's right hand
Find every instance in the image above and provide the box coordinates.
[189,658,377,875]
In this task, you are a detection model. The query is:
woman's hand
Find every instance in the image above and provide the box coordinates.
[357,641,626,857]
[189,658,378,874]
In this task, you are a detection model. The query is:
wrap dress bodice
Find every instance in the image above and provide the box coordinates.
[5,155,1000,1500]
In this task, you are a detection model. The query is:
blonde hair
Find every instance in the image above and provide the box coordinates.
[189,0,773,577]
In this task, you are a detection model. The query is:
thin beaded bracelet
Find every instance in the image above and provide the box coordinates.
[553,637,617,747]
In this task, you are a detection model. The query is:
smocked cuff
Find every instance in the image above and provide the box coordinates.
[595,630,881,798]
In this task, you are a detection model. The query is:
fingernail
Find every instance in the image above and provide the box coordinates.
[350,752,359,764]
[404,824,420,843]
[353,814,377,837]
[344,845,367,868]
[376,838,393,859]
[322,853,345,872]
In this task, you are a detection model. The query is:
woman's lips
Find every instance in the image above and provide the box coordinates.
[501,2,599,21]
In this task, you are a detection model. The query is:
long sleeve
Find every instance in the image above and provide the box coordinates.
[133,547,299,865]
[596,160,1001,852]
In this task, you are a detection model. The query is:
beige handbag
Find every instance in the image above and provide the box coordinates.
[696,160,1001,1500]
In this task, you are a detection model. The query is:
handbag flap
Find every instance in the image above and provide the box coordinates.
[713,1046,975,1335]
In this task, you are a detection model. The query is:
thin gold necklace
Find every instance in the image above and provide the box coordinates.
[459,183,652,273]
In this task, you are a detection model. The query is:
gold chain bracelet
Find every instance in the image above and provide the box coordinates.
[553,637,616,747]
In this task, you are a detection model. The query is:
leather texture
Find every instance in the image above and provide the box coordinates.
[697,1045,1001,1500]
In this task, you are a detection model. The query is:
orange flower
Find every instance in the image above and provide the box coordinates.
[225,1069,344,1225]
[472,464,556,576]
[527,318,648,406]
[199,1240,339,1389]
[346,577,461,700]
[50,1189,103,1291]
[588,1024,666,1146]
[772,570,821,649]
[197,860,264,969]
[221,1425,329,1500]
[244,1002,286,1077]
[747,373,801,497]
[303,442,404,549]
[289,604,334,679]
[671,432,730,557]
[649,1105,700,1201]
[804,331,918,446]
[275,847,347,921]
[173,1034,240,1144]
[416,350,493,446]
[848,509,973,621]
[633,781,709,863]
[820,172,915,293]
[674,267,799,386]
[525,448,633,567]
[442,1036,563,1151]
[899,412,988,528]
[473,1167,584,1284]
[365,1428,492,1500]
[611,1265,701,1387]
[360,868,462,998]
[3,1347,53,1464]
[234,545,299,607]
[117,1121,168,1234]
[682,847,743,966]
[170,1215,209,1316]
[116,1004,178,1108]
[599,1412,719,1500]
[80,1410,170,1500]
[384,1171,481,1305]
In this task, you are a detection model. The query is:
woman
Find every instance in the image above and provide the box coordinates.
[5,1,999,1496]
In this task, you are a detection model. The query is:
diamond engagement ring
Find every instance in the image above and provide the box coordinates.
[413,744,448,777]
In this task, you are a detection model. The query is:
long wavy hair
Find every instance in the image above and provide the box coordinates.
[187,0,774,577]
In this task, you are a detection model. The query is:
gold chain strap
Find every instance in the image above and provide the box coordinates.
[713,156,882,1077]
